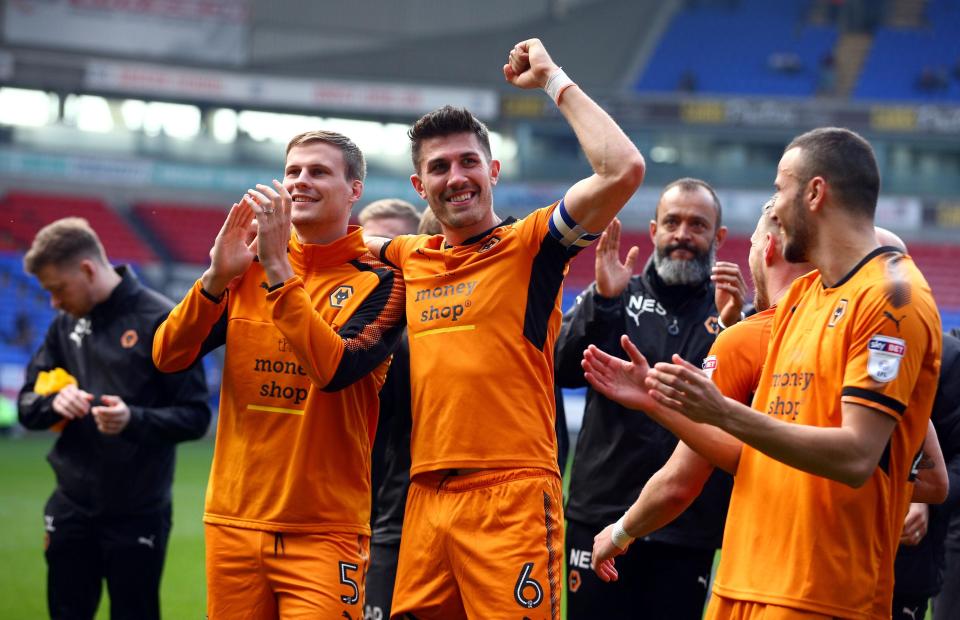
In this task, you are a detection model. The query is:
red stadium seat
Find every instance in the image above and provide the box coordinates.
[2,192,158,264]
[133,202,227,264]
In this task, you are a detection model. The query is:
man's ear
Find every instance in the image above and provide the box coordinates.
[489,159,501,186]
[714,225,728,249]
[763,232,776,266]
[410,174,427,200]
[807,176,827,213]
[79,259,97,282]
[349,180,363,204]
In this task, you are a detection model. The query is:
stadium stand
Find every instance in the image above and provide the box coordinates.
[133,202,227,265]
[0,192,157,264]
[855,0,960,102]
[910,242,960,310]
[0,255,54,363]
[255,0,668,92]
[634,0,837,96]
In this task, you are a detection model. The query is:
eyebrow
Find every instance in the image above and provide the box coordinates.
[428,150,481,164]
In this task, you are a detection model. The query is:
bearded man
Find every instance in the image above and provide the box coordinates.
[555,178,745,620]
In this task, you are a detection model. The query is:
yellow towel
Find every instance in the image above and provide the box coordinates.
[33,368,79,432]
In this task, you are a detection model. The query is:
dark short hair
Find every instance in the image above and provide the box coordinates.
[657,177,723,228]
[408,105,492,172]
[23,217,108,275]
[785,127,879,219]
[286,130,366,182]
[358,198,421,230]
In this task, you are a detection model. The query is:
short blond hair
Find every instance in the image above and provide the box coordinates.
[285,130,366,182]
[418,208,443,235]
[358,199,421,231]
[23,217,108,275]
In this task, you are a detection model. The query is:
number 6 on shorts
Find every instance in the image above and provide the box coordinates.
[514,562,543,609]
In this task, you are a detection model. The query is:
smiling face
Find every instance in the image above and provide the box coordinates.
[650,185,722,286]
[282,141,362,240]
[770,147,815,264]
[409,132,500,243]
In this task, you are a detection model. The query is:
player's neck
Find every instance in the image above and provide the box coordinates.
[810,218,878,288]
[441,212,501,246]
[768,263,813,307]
[294,222,349,246]
[92,266,123,306]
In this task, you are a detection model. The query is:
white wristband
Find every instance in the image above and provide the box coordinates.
[544,67,575,105]
[717,311,745,331]
[610,515,635,550]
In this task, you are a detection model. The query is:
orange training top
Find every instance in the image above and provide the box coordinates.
[382,202,589,476]
[153,226,405,534]
[713,248,942,619]
[703,307,776,408]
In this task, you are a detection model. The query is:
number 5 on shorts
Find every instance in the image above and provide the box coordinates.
[339,561,360,604]
[514,562,543,609]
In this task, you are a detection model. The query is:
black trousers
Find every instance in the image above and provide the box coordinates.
[44,492,171,620]
[892,592,929,620]
[365,540,400,620]
[565,518,714,620]
[934,546,960,620]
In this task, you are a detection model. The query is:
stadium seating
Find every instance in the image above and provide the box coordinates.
[909,242,960,310]
[0,255,55,364]
[132,202,226,265]
[1,192,157,264]
[855,0,960,102]
[635,0,837,96]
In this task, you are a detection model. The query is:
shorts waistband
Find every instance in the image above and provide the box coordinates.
[412,467,559,493]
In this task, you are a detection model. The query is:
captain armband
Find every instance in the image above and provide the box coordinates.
[548,199,600,255]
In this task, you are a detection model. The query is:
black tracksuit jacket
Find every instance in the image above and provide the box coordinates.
[18,266,210,517]
[556,258,732,549]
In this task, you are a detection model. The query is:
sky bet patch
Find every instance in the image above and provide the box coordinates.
[702,355,718,379]
[866,335,906,383]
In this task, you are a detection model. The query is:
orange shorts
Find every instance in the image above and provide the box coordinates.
[706,595,835,620]
[390,468,563,620]
[205,523,369,619]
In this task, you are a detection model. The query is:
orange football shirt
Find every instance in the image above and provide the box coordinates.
[713,249,942,618]
[703,307,776,408]
[154,227,405,534]
[383,203,577,476]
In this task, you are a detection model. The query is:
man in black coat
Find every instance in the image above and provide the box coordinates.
[899,328,960,620]
[18,217,210,620]
[556,178,744,619]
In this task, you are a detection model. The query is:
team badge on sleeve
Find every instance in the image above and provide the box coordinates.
[702,355,718,379]
[866,335,906,383]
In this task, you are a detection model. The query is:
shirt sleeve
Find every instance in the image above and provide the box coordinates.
[268,265,407,392]
[704,313,771,406]
[152,279,228,373]
[840,278,941,420]
[17,321,67,430]
[554,282,626,388]
[123,319,211,445]
[381,234,420,270]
